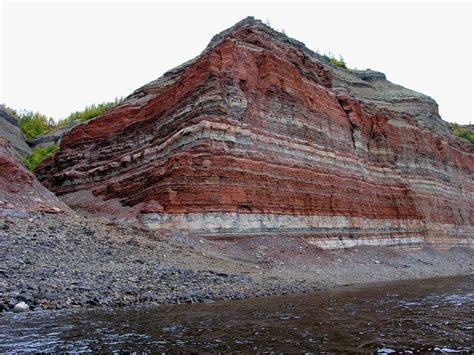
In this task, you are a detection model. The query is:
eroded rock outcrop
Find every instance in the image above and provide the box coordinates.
[0,138,70,215]
[37,17,473,248]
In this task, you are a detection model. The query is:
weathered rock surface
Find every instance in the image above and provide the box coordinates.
[0,138,70,214]
[0,106,32,157]
[37,17,473,248]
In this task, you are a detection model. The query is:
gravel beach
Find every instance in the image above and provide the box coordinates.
[1,212,472,312]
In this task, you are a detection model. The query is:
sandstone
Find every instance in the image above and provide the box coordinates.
[36,17,473,249]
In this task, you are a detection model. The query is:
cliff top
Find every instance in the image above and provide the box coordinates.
[134,17,447,134]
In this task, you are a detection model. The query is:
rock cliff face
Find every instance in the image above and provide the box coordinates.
[37,17,473,249]
[0,106,32,157]
[0,138,70,215]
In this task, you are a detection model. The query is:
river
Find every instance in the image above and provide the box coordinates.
[0,275,472,352]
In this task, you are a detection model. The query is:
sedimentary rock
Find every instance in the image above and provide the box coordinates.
[0,106,31,157]
[0,138,70,215]
[37,17,473,248]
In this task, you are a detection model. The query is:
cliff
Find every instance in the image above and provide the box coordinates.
[37,17,473,249]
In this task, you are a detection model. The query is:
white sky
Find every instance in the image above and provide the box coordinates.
[1,1,472,124]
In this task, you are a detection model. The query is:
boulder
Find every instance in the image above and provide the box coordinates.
[13,301,29,313]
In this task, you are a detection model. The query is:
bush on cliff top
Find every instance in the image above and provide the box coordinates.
[59,97,124,125]
[321,52,347,69]
[7,97,124,140]
[24,144,59,171]
[450,123,474,143]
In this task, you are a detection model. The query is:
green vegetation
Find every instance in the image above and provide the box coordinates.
[5,108,54,139]
[6,97,124,171]
[24,144,59,171]
[7,97,124,140]
[321,52,347,69]
[59,97,124,125]
[450,123,474,143]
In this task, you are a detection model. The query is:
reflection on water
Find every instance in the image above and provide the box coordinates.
[0,275,473,352]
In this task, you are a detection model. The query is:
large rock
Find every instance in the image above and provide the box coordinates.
[0,106,32,157]
[37,17,473,248]
[0,138,70,214]
[12,301,29,313]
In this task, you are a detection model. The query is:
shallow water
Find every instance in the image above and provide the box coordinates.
[0,275,473,352]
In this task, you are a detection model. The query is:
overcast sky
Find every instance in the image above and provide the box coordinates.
[1,1,472,124]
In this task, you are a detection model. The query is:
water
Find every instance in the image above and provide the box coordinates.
[1,276,472,352]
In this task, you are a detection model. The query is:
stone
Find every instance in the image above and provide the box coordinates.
[36,17,473,249]
[132,256,144,264]
[18,292,33,303]
[235,274,253,283]
[13,301,29,313]
[7,298,17,308]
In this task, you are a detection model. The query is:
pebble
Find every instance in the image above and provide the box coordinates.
[1,213,471,313]
[13,301,29,313]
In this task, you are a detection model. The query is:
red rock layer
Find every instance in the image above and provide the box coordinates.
[37,18,473,248]
[0,139,70,215]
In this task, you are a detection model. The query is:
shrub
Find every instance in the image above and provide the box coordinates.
[321,52,347,69]
[6,108,54,139]
[6,97,124,140]
[57,97,124,126]
[450,123,474,143]
[24,144,59,171]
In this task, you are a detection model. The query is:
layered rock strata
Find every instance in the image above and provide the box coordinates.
[0,106,31,157]
[37,17,473,248]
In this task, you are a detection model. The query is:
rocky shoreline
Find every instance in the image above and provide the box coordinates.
[1,212,473,313]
